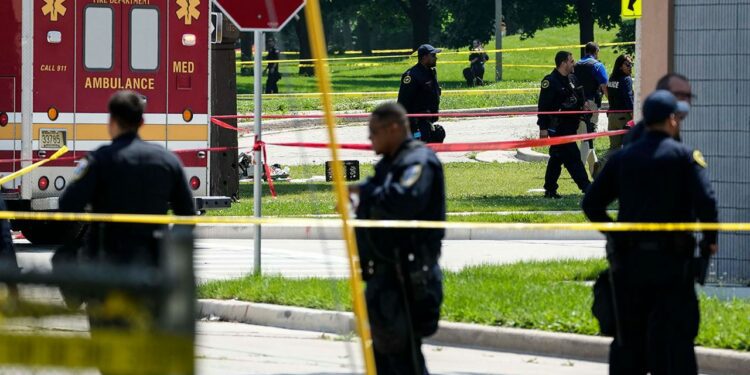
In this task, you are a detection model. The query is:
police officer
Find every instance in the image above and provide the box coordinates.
[582,90,718,375]
[264,37,281,94]
[538,51,591,199]
[624,73,694,145]
[398,44,444,143]
[59,91,195,348]
[465,39,489,87]
[596,54,634,174]
[351,102,444,375]
[575,42,609,174]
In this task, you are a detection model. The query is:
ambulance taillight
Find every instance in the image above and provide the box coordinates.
[38,176,49,191]
[189,176,200,191]
[0,112,7,127]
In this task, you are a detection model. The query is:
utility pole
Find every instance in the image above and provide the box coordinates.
[495,0,503,81]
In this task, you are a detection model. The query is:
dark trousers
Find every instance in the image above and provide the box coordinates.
[544,142,591,193]
[609,279,699,375]
[366,265,443,375]
[265,76,279,94]
[409,119,434,143]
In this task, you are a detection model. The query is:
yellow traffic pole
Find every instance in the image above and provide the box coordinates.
[0,146,69,185]
[303,1,377,374]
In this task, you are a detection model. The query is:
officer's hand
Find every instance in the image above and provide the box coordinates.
[708,244,718,255]
[539,130,549,139]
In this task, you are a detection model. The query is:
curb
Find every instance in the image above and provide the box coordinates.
[197,300,750,375]
[194,224,604,241]
[516,147,550,162]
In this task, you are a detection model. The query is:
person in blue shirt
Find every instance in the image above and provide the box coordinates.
[575,42,609,175]
[597,54,634,173]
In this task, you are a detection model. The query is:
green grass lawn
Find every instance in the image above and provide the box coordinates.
[209,162,599,220]
[238,24,624,113]
[199,259,750,351]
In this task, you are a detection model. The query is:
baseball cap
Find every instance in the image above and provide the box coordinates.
[643,90,690,125]
[417,44,442,58]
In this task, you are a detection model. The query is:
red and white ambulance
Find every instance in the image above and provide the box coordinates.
[0,0,228,243]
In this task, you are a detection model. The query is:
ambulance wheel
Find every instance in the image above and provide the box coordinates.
[18,221,85,245]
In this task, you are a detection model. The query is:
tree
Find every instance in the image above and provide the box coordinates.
[392,0,433,49]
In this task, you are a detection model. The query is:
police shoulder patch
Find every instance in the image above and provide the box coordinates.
[403,75,412,84]
[541,79,550,89]
[692,150,708,168]
[400,164,423,188]
[73,157,91,181]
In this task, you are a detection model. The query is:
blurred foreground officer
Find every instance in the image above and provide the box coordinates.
[582,91,718,375]
[0,197,19,304]
[624,73,694,145]
[352,102,445,375]
[398,44,445,143]
[59,91,195,346]
[538,51,591,199]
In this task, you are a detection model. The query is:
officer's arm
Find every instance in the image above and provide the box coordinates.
[170,162,196,216]
[361,161,435,220]
[397,74,416,112]
[59,156,97,212]
[595,63,609,98]
[581,156,618,223]
[624,77,634,110]
[689,153,719,244]
[537,79,558,132]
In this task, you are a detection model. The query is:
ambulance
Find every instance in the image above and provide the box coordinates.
[0,0,230,243]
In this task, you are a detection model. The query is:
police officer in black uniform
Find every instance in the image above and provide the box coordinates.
[352,102,445,375]
[0,197,19,304]
[398,44,444,143]
[59,91,195,352]
[538,51,591,198]
[264,37,281,94]
[582,90,718,375]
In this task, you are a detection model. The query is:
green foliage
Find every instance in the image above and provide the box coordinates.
[199,259,750,351]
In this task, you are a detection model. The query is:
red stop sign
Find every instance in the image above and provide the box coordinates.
[215,0,306,32]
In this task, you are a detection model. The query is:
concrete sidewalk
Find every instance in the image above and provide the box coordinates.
[199,300,750,375]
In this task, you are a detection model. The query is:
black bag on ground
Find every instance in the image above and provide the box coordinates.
[592,269,616,336]
[431,123,446,144]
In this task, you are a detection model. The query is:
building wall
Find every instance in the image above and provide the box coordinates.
[672,0,750,283]
[639,0,673,102]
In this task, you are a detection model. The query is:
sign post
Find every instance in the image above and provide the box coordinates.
[214,0,306,275]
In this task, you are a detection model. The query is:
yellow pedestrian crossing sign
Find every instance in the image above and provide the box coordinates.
[622,0,642,19]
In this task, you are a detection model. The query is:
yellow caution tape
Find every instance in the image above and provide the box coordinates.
[0,210,746,232]
[239,42,635,65]
[297,61,554,68]
[0,146,69,185]
[0,331,193,374]
[237,87,538,99]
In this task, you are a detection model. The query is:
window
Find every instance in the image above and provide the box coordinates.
[84,6,113,70]
[130,8,159,71]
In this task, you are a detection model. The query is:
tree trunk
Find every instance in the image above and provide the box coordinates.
[575,0,595,57]
[356,16,373,55]
[294,14,315,76]
[409,0,431,49]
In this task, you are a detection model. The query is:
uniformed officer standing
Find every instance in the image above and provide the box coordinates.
[575,42,609,174]
[398,44,444,143]
[0,197,19,304]
[582,90,718,375]
[538,51,591,199]
[59,91,195,345]
[264,37,281,94]
[597,54,634,173]
[351,102,445,375]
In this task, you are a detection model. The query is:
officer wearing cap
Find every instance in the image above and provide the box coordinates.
[538,51,591,199]
[59,91,195,352]
[582,90,718,375]
[398,44,445,143]
[351,101,444,375]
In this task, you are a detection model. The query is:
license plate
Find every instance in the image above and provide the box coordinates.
[40,129,67,150]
